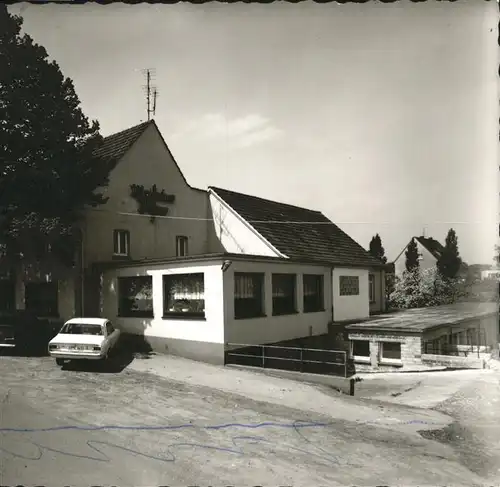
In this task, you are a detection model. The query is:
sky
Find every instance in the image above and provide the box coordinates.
[8,1,499,265]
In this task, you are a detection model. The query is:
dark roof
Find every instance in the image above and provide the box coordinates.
[345,302,497,333]
[93,120,153,164]
[209,187,384,268]
[415,236,445,260]
[92,119,206,193]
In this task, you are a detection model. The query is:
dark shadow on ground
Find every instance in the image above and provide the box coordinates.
[0,343,50,358]
[59,333,155,374]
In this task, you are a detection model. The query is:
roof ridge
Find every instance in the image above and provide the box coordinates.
[209,186,323,214]
[100,119,154,141]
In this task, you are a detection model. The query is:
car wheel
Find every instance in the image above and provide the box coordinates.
[55,358,65,366]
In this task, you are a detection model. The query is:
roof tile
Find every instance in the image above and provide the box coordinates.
[93,120,153,164]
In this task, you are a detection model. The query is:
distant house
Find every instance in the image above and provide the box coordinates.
[393,236,467,277]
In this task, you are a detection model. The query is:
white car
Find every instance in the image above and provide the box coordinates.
[48,317,121,366]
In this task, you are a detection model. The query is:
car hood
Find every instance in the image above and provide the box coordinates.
[49,334,105,346]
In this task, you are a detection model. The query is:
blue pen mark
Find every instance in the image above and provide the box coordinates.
[0,418,445,467]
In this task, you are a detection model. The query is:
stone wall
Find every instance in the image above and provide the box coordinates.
[421,353,486,369]
[348,330,423,370]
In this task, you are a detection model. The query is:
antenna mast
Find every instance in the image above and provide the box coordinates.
[142,68,158,121]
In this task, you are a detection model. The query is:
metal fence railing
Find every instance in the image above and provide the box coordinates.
[423,329,489,358]
[225,342,351,378]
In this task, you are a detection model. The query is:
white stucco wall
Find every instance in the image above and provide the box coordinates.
[102,260,225,344]
[83,124,216,265]
[209,192,284,257]
[394,240,437,276]
[332,268,370,321]
[223,260,332,346]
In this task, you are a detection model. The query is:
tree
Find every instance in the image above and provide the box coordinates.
[405,238,419,272]
[437,228,462,279]
[368,233,387,264]
[389,267,467,310]
[0,6,112,275]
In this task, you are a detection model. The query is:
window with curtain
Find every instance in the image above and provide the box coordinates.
[163,273,205,318]
[303,274,324,313]
[272,273,296,316]
[117,276,153,317]
[234,272,264,319]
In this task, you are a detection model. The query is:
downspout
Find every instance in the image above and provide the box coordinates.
[380,268,384,313]
[330,266,335,325]
[80,225,85,317]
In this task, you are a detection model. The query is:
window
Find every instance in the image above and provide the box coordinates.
[113,229,130,257]
[0,279,15,311]
[176,236,188,257]
[272,273,296,316]
[234,273,264,319]
[163,273,205,318]
[352,340,370,358]
[369,274,375,303]
[117,276,153,318]
[339,275,359,296]
[303,274,324,313]
[61,323,104,335]
[25,282,58,317]
[380,341,401,361]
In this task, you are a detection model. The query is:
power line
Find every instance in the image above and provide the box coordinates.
[86,209,487,226]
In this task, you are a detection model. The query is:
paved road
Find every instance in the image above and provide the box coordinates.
[0,353,494,486]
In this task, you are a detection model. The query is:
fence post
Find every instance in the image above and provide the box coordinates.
[300,348,303,373]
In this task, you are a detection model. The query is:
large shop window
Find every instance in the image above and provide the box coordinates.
[234,273,264,319]
[163,273,205,319]
[303,274,324,313]
[25,281,59,317]
[272,273,296,316]
[117,276,153,318]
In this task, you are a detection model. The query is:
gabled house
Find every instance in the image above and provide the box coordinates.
[393,236,467,278]
[6,120,219,322]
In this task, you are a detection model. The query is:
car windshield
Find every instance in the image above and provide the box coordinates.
[60,323,104,336]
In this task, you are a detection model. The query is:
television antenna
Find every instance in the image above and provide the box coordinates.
[142,68,159,121]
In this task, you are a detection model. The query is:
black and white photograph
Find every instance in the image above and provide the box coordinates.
[0,1,498,485]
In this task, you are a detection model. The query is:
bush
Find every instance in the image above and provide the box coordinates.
[389,267,467,310]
